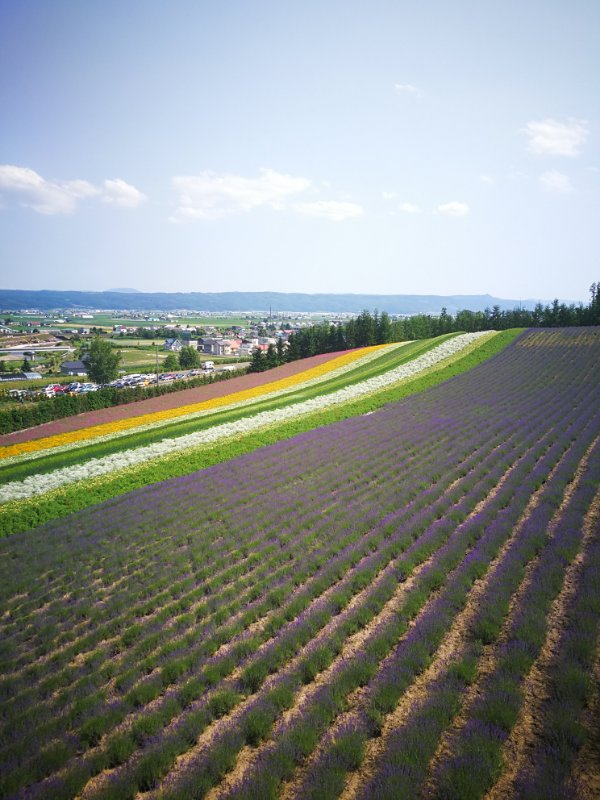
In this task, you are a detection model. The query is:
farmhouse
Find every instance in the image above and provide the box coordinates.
[163,338,183,352]
[201,337,237,356]
[60,359,89,376]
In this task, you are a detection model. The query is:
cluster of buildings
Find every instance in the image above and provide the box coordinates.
[162,325,286,357]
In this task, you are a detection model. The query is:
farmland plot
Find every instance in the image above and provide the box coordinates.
[0,327,598,800]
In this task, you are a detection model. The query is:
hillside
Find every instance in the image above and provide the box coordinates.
[0,327,599,799]
[0,289,541,314]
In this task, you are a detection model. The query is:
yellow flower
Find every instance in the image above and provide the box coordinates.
[0,346,389,460]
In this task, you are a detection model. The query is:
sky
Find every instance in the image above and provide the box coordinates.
[0,0,598,303]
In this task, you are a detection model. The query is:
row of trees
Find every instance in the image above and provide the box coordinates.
[247,340,286,372]
[250,283,600,368]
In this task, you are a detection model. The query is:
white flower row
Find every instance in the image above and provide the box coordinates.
[0,333,490,504]
[2,343,403,468]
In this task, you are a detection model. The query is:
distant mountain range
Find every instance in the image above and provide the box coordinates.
[0,290,542,315]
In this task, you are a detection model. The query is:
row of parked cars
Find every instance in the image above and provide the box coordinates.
[107,365,215,389]
[43,382,98,396]
[7,361,238,402]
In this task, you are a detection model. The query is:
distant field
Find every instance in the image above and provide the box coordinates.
[9,314,269,330]
[0,327,598,800]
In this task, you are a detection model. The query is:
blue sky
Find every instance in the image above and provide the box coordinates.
[0,0,598,302]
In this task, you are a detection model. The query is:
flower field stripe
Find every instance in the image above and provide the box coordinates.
[0,334,489,504]
[0,335,469,486]
[0,345,394,461]
[0,340,435,472]
[0,330,517,537]
[0,340,427,471]
[217,398,598,800]
[0,342,422,475]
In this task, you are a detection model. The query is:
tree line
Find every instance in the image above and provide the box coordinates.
[249,283,600,370]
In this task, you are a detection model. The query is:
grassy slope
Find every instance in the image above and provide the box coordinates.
[0,330,522,537]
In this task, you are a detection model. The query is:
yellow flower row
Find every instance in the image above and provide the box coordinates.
[1,345,390,460]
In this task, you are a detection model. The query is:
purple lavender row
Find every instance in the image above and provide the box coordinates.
[291,401,598,800]
[216,380,597,799]
[8,416,502,796]
[95,406,548,800]
[64,416,516,800]
[512,481,600,799]
[2,328,598,798]
[429,429,600,799]
[240,344,600,792]
[0,416,474,740]
[354,422,600,800]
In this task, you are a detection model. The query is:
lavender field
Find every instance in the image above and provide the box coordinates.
[1,327,599,800]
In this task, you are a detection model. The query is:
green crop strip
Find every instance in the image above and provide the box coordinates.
[0,330,521,536]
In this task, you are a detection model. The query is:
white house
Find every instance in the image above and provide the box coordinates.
[163,338,183,352]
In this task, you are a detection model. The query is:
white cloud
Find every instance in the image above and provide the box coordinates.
[101,178,147,207]
[437,201,470,216]
[170,168,311,221]
[523,118,589,157]
[394,83,423,97]
[0,165,97,214]
[293,200,364,222]
[382,191,397,201]
[480,174,495,185]
[0,165,145,214]
[398,202,422,213]
[540,170,573,193]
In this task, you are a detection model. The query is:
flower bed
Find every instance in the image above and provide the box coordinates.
[0,345,393,459]
[0,335,487,503]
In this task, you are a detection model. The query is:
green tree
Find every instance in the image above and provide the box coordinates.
[376,311,392,343]
[86,336,121,384]
[45,353,62,374]
[179,346,201,369]
[163,353,179,371]
[276,337,286,363]
[248,347,266,373]
[265,343,279,369]
[21,358,32,372]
